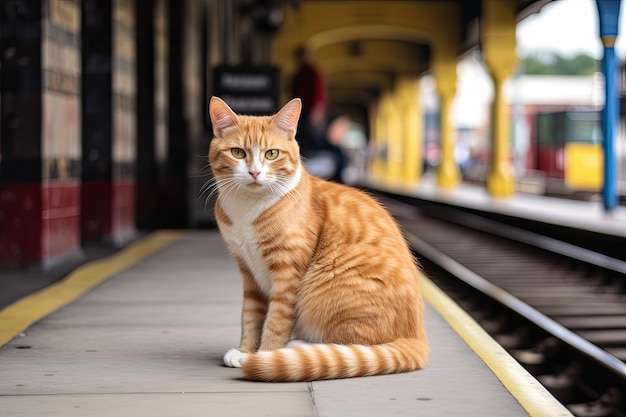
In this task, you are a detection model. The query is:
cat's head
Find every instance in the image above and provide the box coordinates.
[208,97,302,195]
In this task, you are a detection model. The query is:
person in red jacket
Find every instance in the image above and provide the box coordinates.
[291,46,347,182]
[291,46,328,153]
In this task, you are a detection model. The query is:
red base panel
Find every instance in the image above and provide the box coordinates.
[82,179,136,244]
[0,180,80,267]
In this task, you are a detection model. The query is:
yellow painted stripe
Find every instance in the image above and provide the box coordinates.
[0,230,183,348]
[421,274,573,417]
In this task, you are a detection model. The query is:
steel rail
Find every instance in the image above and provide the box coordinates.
[425,206,626,276]
[406,231,626,379]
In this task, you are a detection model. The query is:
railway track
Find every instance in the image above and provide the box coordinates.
[379,195,626,417]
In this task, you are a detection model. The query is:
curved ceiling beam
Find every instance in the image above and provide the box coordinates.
[321,57,423,76]
[306,25,431,53]
[314,38,427,60]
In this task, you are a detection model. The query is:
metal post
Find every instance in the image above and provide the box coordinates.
[596,0,622,212]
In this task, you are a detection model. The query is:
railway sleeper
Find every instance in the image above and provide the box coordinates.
[566,387,623,417]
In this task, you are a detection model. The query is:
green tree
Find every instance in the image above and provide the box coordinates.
[521,52,598,75]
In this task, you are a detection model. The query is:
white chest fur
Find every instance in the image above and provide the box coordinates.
[217,167,301,296]
[219,195,275,296]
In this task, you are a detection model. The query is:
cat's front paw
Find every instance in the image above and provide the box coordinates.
[223,348,248,368]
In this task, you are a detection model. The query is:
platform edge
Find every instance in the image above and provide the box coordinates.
[420,274,573,417]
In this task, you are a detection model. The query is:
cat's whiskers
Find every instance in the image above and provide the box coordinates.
[214,177,240,196]
[208,173,301,210]
[199,176,217,197]
[200,175,242,211]
[191,163,213,179]
[201,178,222,210]
[199,175,226,201]
[270,175,303,205]
[195,163,217,200]
[218,176,249,203]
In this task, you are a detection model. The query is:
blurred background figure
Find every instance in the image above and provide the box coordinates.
[291,45,327,150]
[291,45,346,182]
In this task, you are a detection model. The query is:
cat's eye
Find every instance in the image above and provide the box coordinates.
[231,148,246,159]
[265,149,279,160]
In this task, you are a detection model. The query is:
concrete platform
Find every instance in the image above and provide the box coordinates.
[0,231,570,416]
[371,175,626,239]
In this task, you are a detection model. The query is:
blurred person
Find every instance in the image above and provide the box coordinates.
[325,114,349,182]
[291,45,327,151]
[291,45,346,182]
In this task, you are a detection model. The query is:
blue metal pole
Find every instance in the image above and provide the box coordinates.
[601,42,618,211]
[596,0,621,212]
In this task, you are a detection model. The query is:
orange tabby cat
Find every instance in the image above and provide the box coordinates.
[208,96,428,382]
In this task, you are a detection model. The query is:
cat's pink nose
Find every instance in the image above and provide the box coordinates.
[249,170,260,180]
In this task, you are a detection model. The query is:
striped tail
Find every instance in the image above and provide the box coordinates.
[241,338,429,382]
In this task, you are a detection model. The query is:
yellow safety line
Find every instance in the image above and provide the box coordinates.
[421,274,573,417]
[0,230,183,348]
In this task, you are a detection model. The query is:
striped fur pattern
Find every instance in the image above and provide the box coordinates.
[208,97,428,382]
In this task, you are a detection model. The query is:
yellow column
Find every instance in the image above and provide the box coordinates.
[396,77,423,185]
[432,60,460,190]
[483,0,517,197]
[383,91,403,184]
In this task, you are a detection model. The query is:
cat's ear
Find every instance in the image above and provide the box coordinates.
[209,96,238,137]
[272,98,301,138]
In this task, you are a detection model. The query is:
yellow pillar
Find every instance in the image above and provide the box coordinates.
[382,91,403,184]
[483,0,517,197]
[396,77,423,185]
[432,59,460,190]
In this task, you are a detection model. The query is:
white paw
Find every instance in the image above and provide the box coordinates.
[287,339,308,348]
[223,348,248,368]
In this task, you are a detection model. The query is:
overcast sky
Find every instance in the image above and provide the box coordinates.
[517,0,626,58]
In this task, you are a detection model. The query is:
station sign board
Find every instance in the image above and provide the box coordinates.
[212,66,280,116]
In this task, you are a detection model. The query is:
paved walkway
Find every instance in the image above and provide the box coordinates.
[0,231,570,416]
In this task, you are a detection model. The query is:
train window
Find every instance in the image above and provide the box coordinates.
[565,112,601,144]
[536,113,554,145]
